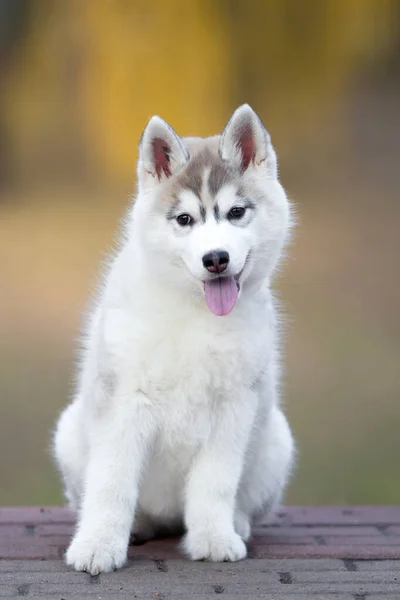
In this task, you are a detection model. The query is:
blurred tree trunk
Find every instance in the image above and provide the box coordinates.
[0,0,28,188]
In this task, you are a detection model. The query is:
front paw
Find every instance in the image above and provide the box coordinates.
[66,534,127,574]
[183,529,247,562]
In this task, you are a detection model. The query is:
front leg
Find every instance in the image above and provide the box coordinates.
[66,391,156,574]
[183,391,257,562]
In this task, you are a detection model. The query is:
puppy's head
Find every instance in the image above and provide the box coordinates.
[134,105,291,316]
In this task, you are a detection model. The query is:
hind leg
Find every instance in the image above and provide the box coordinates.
[53,398,87,511]
[235,405,294,541]
[131,511,158,543]
[132,511,184,544]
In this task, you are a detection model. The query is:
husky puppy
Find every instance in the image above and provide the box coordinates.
[54,104,295,574]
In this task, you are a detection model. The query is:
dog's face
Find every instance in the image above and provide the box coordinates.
[134,105,291,316]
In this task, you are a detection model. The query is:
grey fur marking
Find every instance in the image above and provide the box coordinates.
[175,146,238,208]
[208,162,237,198]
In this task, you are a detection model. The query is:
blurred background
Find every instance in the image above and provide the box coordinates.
[0,0,399,506]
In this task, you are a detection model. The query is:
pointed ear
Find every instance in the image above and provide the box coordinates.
[220,104,277,178]
[138,116,189,187]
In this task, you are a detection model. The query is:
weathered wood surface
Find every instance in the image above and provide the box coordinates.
[0,506,399,598]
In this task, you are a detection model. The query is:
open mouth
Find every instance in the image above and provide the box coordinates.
[202,253,250,317]
[203,273,241,317]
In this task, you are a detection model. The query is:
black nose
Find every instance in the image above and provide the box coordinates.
[202,249,230,273]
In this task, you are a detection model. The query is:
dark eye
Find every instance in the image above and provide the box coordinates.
[228,206,246,220]
[176,213,193,227]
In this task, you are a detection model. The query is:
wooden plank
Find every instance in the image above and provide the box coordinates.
[0,506,399,599]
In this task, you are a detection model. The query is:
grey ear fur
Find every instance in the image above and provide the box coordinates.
[139,116,189,182]
[220,104,277,177]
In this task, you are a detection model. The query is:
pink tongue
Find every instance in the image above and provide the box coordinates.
[204,277,239,316]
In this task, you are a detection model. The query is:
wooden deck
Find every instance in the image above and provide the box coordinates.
[1,506,399,598]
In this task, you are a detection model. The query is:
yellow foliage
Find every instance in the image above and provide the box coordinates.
[77,0,230,181]
[3,0,399,185]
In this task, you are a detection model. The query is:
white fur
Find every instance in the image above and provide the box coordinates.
[53,104,295,574]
